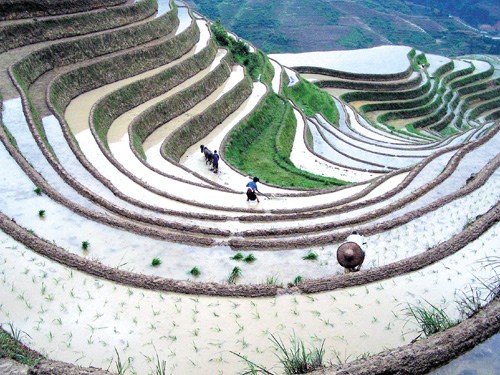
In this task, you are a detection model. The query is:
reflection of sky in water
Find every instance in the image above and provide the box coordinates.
[430,333,500,375]
[156,0,171,17]
[175,6,191,36]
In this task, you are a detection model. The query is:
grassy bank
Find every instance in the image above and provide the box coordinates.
[224,93,348,189]
[283,78,339,126]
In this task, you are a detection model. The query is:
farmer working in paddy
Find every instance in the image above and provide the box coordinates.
[336,231,366,273]
[211,150,219,173]
[246,176,261,203]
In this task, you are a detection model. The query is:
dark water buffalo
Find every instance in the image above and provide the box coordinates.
[200,144,213,165]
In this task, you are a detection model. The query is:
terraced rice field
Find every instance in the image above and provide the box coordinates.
[0,0,499,374]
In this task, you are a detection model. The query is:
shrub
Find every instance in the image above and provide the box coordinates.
[189,266,201,277]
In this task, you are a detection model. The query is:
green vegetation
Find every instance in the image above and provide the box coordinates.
[0,323,42,366]
[228,266,242,284]
[151,258,161,267]
[224,93,348,189]
[81,241,90,250]
[338,27,373,49]
[405,300,457,337]
[211,20,274,84]
[189,266,201,277]
[243,254,256,263]
[232,333,325,374]
[293,276,302,285]
[38,210,45,218]
[303,252,318,261]
[230,252,244,261]
[33,187,42,195]
[283,78,339,125]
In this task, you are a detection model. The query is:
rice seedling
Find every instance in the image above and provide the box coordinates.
[228,266,242,284]
[265,275,281,286]
[81,241,90,250]
[33,186,42,195]
[243,254,256,263]
[189,266,201,277]
[293,276,302,285]
[38,209,45,218]
[151,258,161,267]
[302,251,318,261]
[231,252,244,261]
[404,300,457,337]
[151,346,167,375]
[113,348,131,375]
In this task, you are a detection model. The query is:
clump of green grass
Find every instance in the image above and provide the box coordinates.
[228,266,242,284]
[405,300,457,337]
[231,252,244,261]
[189,266,201,277]
[151,258,161,267]
[33,186,42,195]
[271,333,325,374]
[38,209,45,218]
[243,254,256,263]
[113,347,131,375]
[303,252,318,261]
[81,241,90,250]
[266,275,282,287]
[0,323,42,366]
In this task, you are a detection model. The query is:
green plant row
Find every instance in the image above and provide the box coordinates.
[283,77,339,125]
[340,78,432,103]
[92,41,220,149]
[0,0,156,52]
[359,60,456,113]
[410,92,457,129]
[457,77,500,96]
[449,63,494,90]
[430,95,461,132]
[316,73,422,91]
[0,0,125,20]
[129,52,231,153]
[469,98,500,119]
[440,62,475,87]
[485,110,500,121]
[295,64,413,82]
[163,74,253,161]
[49,20,198,114]
[378,88,447,122]
[13,3,178,89]
[224,93,348,188]
[361,80,437,113]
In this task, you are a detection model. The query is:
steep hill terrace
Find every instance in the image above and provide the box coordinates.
[0,1,498,374]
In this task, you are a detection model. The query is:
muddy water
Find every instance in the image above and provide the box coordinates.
[1,222,497,374]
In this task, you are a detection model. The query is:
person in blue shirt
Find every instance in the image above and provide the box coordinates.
[211,150,220,173]
[246,177,260,203]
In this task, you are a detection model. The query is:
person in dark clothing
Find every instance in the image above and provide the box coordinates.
[211,150,220,173]
[246,177,260,203]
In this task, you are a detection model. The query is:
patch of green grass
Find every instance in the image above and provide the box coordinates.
[81,241,90,250]
[151,258,161,267]
[283,77,339,125]
[0,323,42,366]
[38,210,45,218]
[303,252,318,261]
[224,93,348,188]
[405,300,458,337]
[189,266,201,277]
[33,186,42,195]
[271,333,325,374]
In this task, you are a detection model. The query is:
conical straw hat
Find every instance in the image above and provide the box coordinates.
[337,242,365,268]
